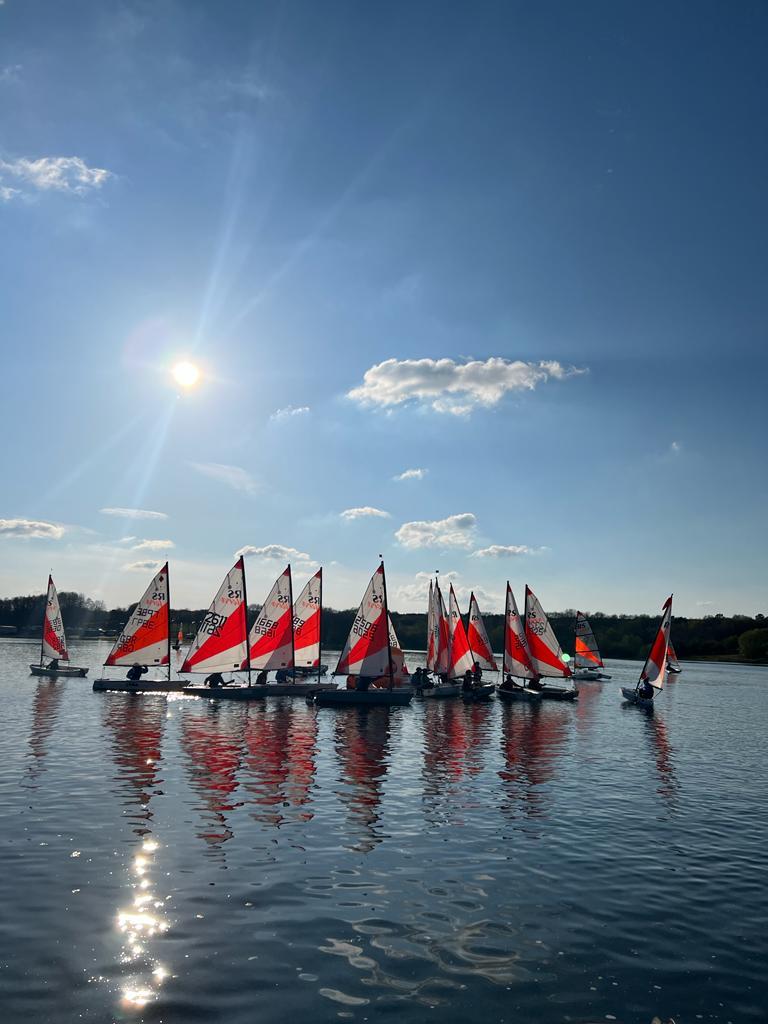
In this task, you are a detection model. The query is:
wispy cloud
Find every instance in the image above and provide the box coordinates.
[393,468,427,481]
[696,600,714,607]
[395,512,477,549]
[0,156,112,198]
[670,440,682,455]
[189,462,258,495]
[340,507,390,520]
[0,64,22,85]
[236,543,315,564]
[348,357,586,416]
[395,570,501,611]
[270,405,310,421]
[0,518,65,540]
[472,544,542,558]
[132,539,175,551]
[100,507,168,521]
[124,560,163,572]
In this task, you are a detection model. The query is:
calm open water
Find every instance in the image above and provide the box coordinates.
[1,640,766,1024]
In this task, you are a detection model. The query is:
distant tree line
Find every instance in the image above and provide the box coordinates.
[2,590,767,663]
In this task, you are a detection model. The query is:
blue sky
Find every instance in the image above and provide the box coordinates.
[1,0,766,617]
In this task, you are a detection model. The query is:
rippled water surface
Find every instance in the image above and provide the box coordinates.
[1,640,767,1024]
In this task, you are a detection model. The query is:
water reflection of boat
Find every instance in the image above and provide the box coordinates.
[26,679,67,782]
[180,703,246,853]
[498,703,570,819]
[242,700,318,827]
[644,713,678,804]
[102,696,166,836]
[333,707,392,852]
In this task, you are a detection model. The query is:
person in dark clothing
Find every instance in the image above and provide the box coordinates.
[255,670,268,686]
[639,679,654,700]
[527,676,543,692]
[205,672,225,688]
[49,658,60,671]
[500,673,518,692]
[472,662,483,686]
[462,670,473,692]
[126,664,147,683]
[356,676,371,692]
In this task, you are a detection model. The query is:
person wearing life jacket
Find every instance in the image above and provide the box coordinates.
[462,669,473,692]
[205,672,225,688]
[126,664,147,683]
[639,678,654,700]
[49,657,60,672]
[472,662,483,686]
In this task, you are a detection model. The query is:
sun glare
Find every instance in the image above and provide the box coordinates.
[172,361,200,389]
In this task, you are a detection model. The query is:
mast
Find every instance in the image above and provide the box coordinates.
[240,555,251,685]
[380,557,394,690]
[166,562,172,681]
[288,563,295,684]
[40,575,50,667]
[317,567,323,688]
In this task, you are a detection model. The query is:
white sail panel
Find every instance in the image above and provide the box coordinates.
[294,569,322,668]
[639,596,673,690]
[467,593,498,670]
[248,567,294,671]
[435,584,450,675]
[448,585,474,678]
[426,580,436,672]
[334,564,389,677]
[106,564,170,667]
[574,612,603,668]
[524,586,572,679]
[41,576,69,662]
[180,559,248,674]
[388,615,410,686]
[503,584,536,679]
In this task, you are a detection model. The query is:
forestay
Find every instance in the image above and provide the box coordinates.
[42,576,69,662]
[504,583,536,679]
[248,566,294,671]
[180,558,248,674]
[639,595,673,690]
[448,585,475,678]
[467,592,498,670]
[524,585,572,679]
[334,564,389,677]
[106,564,170,667]
[575,612,604,668]
[293,569,322,668]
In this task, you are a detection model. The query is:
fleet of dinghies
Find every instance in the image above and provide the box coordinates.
[28,564,678,712]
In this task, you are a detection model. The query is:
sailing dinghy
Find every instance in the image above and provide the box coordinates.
[421,580,461,698]
[462,591,497,699]
[314,562,412,706]
[572,612,611,680]
[622,596,672,708]
[524,586,578,700]
[93,563,179,691]
[666,640,682,676]
[29,576,88,677]
[497,583,541,702]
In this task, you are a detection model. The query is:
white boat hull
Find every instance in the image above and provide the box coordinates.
[183,681,338,699]
[311,689,413,707]
[573,668,601,681]
[30,664,88,678]
[92,678,186,692]
[621,686,655,708]
[498,686,541,702]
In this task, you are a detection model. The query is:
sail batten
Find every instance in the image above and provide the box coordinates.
[524,585,572,679]
[467,592,498,670]
[180,558,247,674]
[503,583,536,679]
[247,566,294,671]
[41,576,69,663]
[574,612,604,668]
[639,596,673,690]
[106,564,170,667]
[293,569,322,668]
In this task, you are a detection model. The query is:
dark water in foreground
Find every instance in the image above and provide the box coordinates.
[1,641,766,1024]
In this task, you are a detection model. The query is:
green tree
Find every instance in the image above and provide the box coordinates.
[738,628,768,660]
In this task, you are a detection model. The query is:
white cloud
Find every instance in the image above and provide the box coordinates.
[696,600,714,607]
[393,468,427,481]
[395,512,476,549]
[0,156,112,196]
[348,357,586,416]
[0,518,65,540]
[124,560,163,572]
[189,462,258,495]
[0,65,22,85]
[132,539,175,551]
[100,507,168,520]
[1,185,21,201]
[340,507,390,520]
[472,544,540,558]
[236,543,315,564]
[270,405,310,421]
[670,440,682,454]
[394,570,501,612]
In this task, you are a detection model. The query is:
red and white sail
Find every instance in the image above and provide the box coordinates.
[388,615,410,686]
[574,612,604,668]
[334,564,389,677]
[639,596,673,690]
[180,558,247,674]
[294,569,322,668]
[435,583,450,675]
[666,640,682,674]
[41,576,69,662]
[426,580,436,672]
[448,585,475,678]
[248,566,294,671]
[503,583,536,679]
[524,585,572,679]
[467,592,498,670]
[106,563,170,667]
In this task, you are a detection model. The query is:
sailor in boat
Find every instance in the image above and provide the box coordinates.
[639,679,654,701]
[462,669,474,693]
[204,672,230,689]
[126,663,147,685]
[472,662,483,686]
[527,676,543,692]
[500,673,522,693]
[255,669,268,686]
[49,657,60,672]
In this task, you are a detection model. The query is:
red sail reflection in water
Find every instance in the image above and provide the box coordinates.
[422,701,494,824]
[498,704,570,820]
[333,707,393,853]
[242,701,318,828]
[26,680,66,785]
[644,713,678,805]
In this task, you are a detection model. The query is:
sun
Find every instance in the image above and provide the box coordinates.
[171,361,201,389]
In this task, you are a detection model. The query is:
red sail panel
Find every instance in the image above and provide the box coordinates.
[426,580,436,672]
[503,583,536,679]
[574,612,603,667]
[524,585,572,679]
[639,596,673,690]
[106,564,170,667]
[293,569,322,667]
[467,592,498,670]
[435,584,450,675]
[334,565,389,677]
[448,585,474,678]
[42,576,69,661]
[181,558,248,674]
[248,567,294,671]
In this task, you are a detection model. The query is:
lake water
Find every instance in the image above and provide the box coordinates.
[1,640,766,1024]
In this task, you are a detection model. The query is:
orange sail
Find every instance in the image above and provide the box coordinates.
[574,612,604,668]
